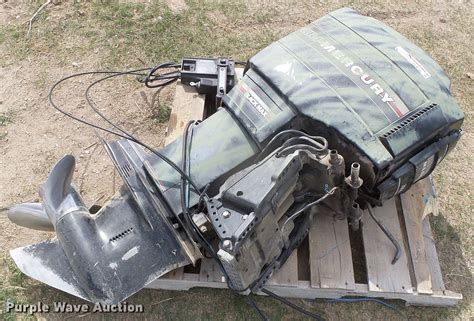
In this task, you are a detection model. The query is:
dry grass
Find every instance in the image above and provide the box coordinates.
[0,0,472,320]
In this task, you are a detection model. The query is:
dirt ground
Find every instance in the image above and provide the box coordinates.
[0,1,472,320]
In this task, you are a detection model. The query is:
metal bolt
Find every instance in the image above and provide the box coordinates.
[222,240,232,250]
[242,214,248,220]
[223,210,231,218]
[199,225,208,233]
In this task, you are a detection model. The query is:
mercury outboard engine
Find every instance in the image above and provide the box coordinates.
[8,8,463,303]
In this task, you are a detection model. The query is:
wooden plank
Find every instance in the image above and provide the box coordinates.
[165,81,205,145]
[199,258,224,283]
[183,273,200,281]
[165,67,243,145]
[401,185,434,294]
[268,250,299,286]
[263,282,461,306]
[407,177,439,219]
[422,217,446,291]
[309,213,355,290]
[362,199,413,293]
[148,277,462,306]
[163,267,184,280]
[235,67,244,82]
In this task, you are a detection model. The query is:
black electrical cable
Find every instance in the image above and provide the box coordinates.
[84,66,179,139]
[367,206,401,264]
[261,288,325,320]
[325,297,407,321]
[180,120,201,243]
[193,183,210,214]
[49,68,203,196]
[246,296,268,321]
[182,120,198,210]
[49,69,150,138]
[84,68,152,139]
[144,62,180,88]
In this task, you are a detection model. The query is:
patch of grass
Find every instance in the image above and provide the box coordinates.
[0,257,34,321]
[153,103,172,123]
[33,70,50,91]
[0,112,12,141]
[431,214,459,243]
[0,113,11,126]
[0,29,5,45]
[89,2,218,66]
[0,24,30,62]
[0,1,57,61]
[1,1,278,68]
[6,258,27,287]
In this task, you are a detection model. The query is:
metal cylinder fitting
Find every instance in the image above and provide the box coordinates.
[330,149,338,164]
[350,162,360,185]
[349,202,362,231]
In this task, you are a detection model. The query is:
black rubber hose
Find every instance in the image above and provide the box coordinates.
[261,288,325,320]
[367,206,401,264]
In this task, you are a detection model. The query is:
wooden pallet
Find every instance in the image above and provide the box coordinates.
[147,79,462,307]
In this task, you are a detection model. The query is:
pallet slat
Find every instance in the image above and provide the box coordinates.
[262,282,461,306]
[423,218,446,291]
[401,190,434,294]
[309,214,355,290]
[199,257,224,283]
[362,199,413,293]
[268,250,299,287]
[165,81,205,145]
[163,267,184,280]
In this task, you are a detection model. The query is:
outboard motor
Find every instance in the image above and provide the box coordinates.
[8,8,463,303]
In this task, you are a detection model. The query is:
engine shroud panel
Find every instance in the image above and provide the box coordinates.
[224,7,463,199]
